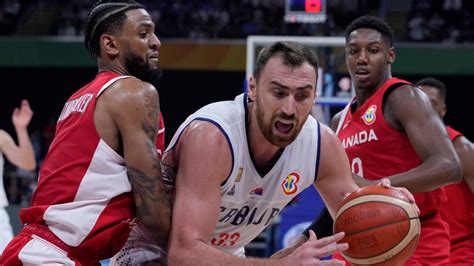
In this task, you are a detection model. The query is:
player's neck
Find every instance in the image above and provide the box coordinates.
[248,132,284,176]
[355,73,392,108]
[98,63,128,76]
[247,104,284,173]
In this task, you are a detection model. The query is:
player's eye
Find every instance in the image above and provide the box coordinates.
[295,92,309,101]
[273,89,286,98]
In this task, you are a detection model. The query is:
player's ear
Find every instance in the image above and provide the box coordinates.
[440,103,447,118]
[248,76,257,101]
[388,47,395,64]
[101,34,119,57]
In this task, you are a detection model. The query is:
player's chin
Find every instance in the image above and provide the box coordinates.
[148,63,160,69]
[355,79,375,91]
[272,134,297,147]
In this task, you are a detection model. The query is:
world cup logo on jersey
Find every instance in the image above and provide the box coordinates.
[281,172,300,195]
[362,105,377,125]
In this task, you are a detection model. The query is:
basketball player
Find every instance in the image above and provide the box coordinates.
[0,100,36,254]
[112,41,415,265]
[416,77,474,264]
[330,16,461,265]
[1,1,170,265]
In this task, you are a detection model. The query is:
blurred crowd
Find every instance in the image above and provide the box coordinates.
[1,0,473,42]
[2,0,474,205]
[407,0,474,42]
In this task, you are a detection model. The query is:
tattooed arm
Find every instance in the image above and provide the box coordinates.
[94,77,171,245]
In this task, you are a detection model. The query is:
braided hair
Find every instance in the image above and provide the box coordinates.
[84,0,144,58]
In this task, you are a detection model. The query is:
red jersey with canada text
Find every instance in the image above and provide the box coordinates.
[334,77,450,265]
[337,77,446,218]
[19,71,166,260]
[440,126,474,264]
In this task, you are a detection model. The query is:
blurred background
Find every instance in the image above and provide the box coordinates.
[1,0,473,259]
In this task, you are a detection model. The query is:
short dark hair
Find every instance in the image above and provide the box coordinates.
[415,77,447,99]
[84,0,144,58]
[345,15,394,47]
[253,41,319,82]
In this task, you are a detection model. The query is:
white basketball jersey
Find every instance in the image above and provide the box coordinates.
[167,93,322,256]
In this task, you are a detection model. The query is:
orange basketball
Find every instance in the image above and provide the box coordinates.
[333,185,420,265]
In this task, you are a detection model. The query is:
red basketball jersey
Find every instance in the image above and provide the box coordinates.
[440,126,474,264]
[334,77,450,265]
[20,72,166,260]
[337,77,445,218]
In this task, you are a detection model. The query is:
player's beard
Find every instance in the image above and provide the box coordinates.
[125,53,162,87]
[255,99,301,147]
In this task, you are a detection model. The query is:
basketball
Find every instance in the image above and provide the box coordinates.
[333,185,420,265]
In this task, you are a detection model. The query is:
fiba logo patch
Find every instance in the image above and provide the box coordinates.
[281,172,300,195]
[362,105,377,125]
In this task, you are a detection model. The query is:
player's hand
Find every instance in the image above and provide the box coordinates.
[12,99,33,129]
[377,178,418,214]
[281,230,348,265]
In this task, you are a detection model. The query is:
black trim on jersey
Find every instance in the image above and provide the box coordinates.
[195,118,235,186]
[350,97,358,113]
[243,92,249,110]
[314,121,321,183]
[349,81,412,114]
[167,117,235,187]
[244,92,259,176]
[382,81,413,112]
[382,81,413,133]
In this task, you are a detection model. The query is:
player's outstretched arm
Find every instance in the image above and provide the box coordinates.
[271,230,347,265]
[384,85,461,192]
[1,99,36,170]
[453,135,474,192]
[100,78,171,245]
[271,229,347,263]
